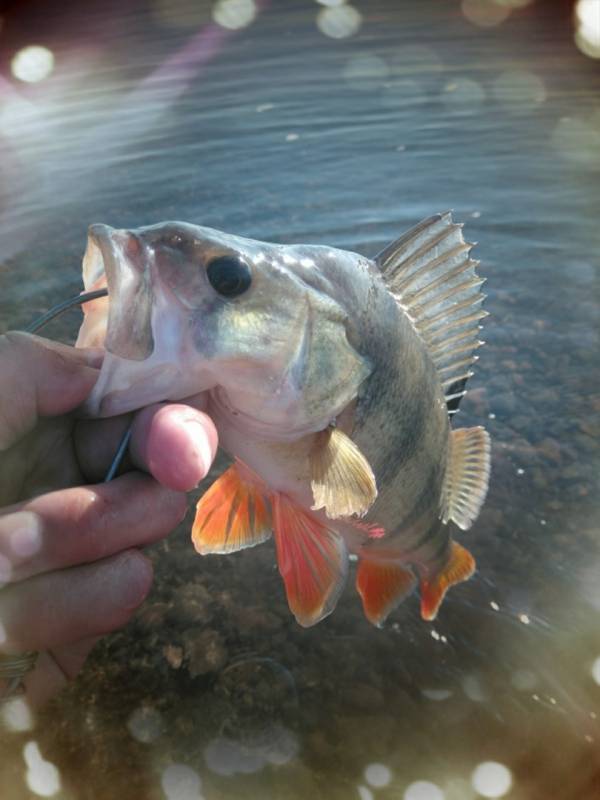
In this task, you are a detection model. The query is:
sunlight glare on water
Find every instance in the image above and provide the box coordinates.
[212,0,257,30]
[471,762,513,798]
[364,762,392,788]
[461,0,511,28]
[10,46,54,83]
[492,68,547,112]
[316,4,362,38]
[161,764,204,800]
[575,0,600,58]
[22,742,61,798]
[404,781,446,800]
[0,698,34,733]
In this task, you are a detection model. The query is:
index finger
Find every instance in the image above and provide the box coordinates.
[0,333,102,451]
[0,472,187,586]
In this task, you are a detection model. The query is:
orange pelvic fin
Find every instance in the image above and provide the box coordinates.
[192,462,272,555]
[420,541,476,621]
[272,493,348,627]
[356,558,417,627]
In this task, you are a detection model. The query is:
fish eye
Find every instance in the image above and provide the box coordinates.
[206,255,252,298]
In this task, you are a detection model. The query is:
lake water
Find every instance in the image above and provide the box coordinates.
[1,1,599,798]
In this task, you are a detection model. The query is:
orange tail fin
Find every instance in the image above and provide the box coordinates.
[192,463,272,555]
[356,558,416,627]
[420,541,476,621]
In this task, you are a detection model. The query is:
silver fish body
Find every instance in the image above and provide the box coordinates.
[77,213,490,626]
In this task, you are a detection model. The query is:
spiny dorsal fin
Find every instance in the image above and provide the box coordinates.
[442,426,491,530]
[375,212,487,413]
[310,427,377,519]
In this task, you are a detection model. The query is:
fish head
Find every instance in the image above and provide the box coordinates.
[79,222,372,434]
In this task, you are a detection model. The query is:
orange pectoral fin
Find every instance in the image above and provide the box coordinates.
[356,558,417,627]
[272,494,348,627]
[192,463,272,555]
[420,541,476,621]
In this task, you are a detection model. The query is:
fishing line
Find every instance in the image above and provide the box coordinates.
[25,288,109,333]
[24,287,131,481]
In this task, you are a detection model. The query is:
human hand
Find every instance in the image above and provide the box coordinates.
[0,332,218,707]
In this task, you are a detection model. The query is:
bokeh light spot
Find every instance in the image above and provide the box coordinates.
[492,69,546,112]
[1,697,34,732]
[404,780,445,800]
[343,54,390,90]
[364,763,392,788]
[126,706,163,743]
[576,0,600,42]
[212,0,257,30]
[442,77,486,109]
[575,28,600,59]
[422,687,453,701]
[316,5,362,38]
[357,786,374,800]
[591,656,600,684]
[552,115,600,167]
[461,0,511,28]
[462,674,488,702]
[511,669,537,690]
[23,741,61,797]
[161,764,203,800]
[11,46,55,83]
[471,762,513,798]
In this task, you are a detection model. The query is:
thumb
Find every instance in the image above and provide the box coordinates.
[0,332,102,451]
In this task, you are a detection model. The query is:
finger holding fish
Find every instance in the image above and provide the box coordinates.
[74,401,218,491]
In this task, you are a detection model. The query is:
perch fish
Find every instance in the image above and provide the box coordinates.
[76,213,491,627]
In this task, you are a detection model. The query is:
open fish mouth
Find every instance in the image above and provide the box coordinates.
[82,224,155,360]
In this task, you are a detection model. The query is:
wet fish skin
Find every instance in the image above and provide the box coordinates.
[77,214,490,626]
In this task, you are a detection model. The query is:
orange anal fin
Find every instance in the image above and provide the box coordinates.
[272,494,348,627]
[192,463,272,555]
[356,559,416,627]
[420,541,476,621]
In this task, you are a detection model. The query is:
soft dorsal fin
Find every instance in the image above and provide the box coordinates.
[442,426,491,530]
[376,212,487,413]
[309,427,377,519]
